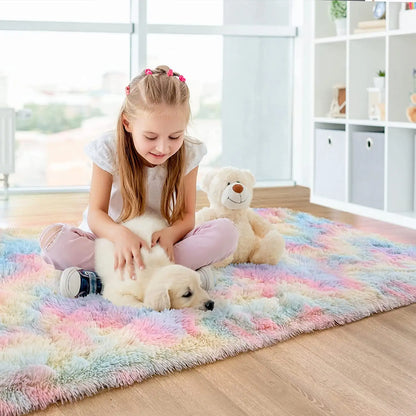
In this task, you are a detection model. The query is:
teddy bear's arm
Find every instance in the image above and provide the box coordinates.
[247,209,274,237]
[195,207,218,225]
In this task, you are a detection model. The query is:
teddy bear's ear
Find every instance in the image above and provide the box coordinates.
[243,169,256,188]
[199,169,217,193]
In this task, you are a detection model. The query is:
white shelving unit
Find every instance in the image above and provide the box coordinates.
[311,1,416,230]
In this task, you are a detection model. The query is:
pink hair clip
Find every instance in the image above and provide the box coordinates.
[125,85,130,95]
[178,75,186,82]
[145,69,153,75]
[167,69,174,77]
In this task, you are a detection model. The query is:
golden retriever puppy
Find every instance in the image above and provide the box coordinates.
[95,214,214,312]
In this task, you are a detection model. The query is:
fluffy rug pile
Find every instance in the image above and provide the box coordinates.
[1,208,415,415]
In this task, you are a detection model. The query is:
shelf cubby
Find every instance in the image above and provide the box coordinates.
[314,2,337,39]
[314,42,346,118]
[349,37,386,120]
[349,1,384,36]
[388,33,416,123]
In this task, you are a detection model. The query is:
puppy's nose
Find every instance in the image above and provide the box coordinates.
[204,300,214,311]
[232,183,243,193]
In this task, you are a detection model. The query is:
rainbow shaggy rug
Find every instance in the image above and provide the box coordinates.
[1,208,416,415]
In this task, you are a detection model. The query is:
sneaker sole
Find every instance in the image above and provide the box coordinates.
[60,267,81,298]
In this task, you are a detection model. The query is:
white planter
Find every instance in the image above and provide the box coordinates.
[373,76,385,89]
[334,18,347,36]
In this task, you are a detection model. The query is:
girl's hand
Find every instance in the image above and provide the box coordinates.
[151,228,176,262]
[113,226,150,280]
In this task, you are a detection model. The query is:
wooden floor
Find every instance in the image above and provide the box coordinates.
[1,186,416,416]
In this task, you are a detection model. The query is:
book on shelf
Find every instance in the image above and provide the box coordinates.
[354,19,386,34]
[357,20,386,29]
[354,27,386,34]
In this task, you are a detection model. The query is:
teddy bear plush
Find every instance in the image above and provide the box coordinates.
[406,93,416,123]
[196,166,285,267]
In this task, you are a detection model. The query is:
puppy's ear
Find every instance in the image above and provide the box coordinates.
[143,286,171,311]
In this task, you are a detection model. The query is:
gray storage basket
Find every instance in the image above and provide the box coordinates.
[350,131,385,209]
[314,128,346,201]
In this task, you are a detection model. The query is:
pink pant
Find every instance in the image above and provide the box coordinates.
[40,219,239,272]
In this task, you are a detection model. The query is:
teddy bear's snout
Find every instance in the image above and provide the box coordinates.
[232,183,244,194]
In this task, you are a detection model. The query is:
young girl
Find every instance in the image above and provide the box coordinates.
[39,65,238,298]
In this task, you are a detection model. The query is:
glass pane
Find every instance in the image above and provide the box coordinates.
[222,36,293,181]
[0,0,130,23]
[147,0,223,25]
[0,31,129,188]
[147,34,223,167]
[224,0,291,25]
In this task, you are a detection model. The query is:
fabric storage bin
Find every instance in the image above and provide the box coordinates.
[350,131,385,209]
[314,128,346,201]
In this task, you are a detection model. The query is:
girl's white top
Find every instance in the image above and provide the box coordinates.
[79,131,207,233]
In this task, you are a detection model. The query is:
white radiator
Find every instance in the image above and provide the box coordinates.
[0,107,15,175]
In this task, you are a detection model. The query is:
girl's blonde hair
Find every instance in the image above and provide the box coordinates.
[116,65,191,225]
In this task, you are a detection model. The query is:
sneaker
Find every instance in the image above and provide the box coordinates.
[60,267,102,298]
[197,266,216,291]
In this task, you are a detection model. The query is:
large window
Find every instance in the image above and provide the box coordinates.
[0,0,131,188]
[1,31,129,187]
[0,0,296,190]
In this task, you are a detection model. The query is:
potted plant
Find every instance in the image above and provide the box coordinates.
[330,0,347,36]
[374,70,385,89]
